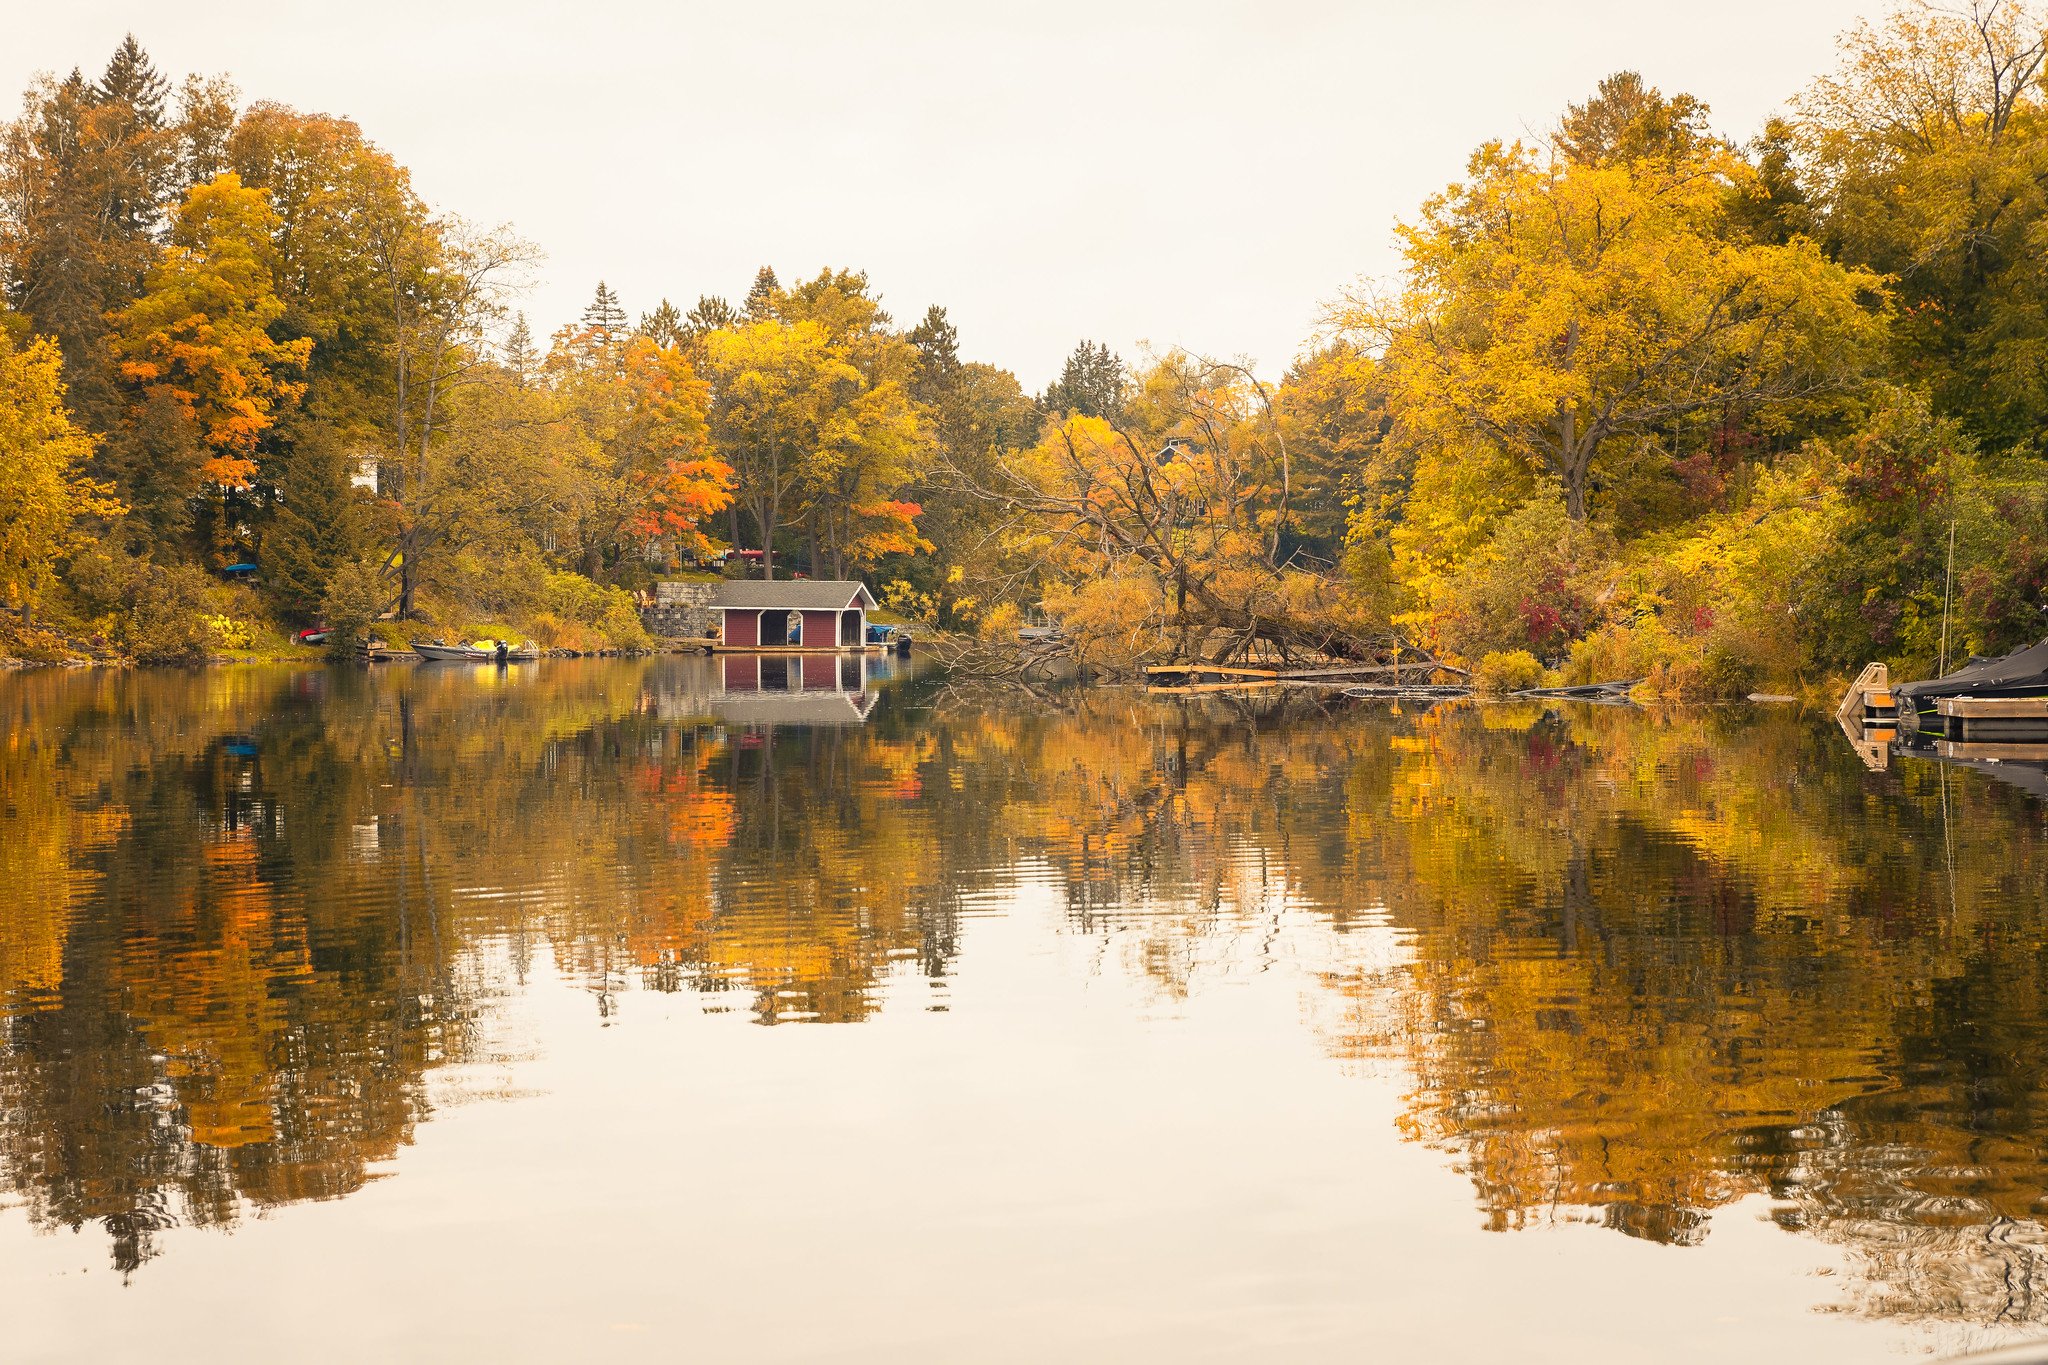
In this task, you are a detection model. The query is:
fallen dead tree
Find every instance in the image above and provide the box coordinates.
[917,632,1083,683]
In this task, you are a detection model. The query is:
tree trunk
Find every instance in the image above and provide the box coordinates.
[398,534,418,617]
[755,498,777,579]
[1557,407,1589,522]
[808,525,823,579]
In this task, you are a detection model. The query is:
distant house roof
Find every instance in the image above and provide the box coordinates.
[706,580,877,612]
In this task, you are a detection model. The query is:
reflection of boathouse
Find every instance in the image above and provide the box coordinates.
[716,651,879,726]
[647,652,895,729]
[710,580,878,651]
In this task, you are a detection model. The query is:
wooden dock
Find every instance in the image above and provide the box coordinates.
[1929,695,2048,741]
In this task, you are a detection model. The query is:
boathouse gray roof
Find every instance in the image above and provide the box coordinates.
[713,691,879,726]
[705,580,877,611]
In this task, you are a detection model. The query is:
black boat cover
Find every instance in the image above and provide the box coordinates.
[1894,636,2048,702]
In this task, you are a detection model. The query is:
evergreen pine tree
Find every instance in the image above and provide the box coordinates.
[98,35,170,124]
[1040,340,1128,421]
[95,37,177,248]
[580,281,627,369]
[908,304,962,405]
[264,432,364,621]
[743,266,781,320]
[503,312,536,387]
[637,298,684,349]
[686,294,740,338]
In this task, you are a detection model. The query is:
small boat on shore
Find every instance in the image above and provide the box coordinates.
[412,638,539,663]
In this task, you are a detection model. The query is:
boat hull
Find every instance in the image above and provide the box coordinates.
[412,643,538,662]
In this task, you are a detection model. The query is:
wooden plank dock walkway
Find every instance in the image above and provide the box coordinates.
[1929,695,2048,740]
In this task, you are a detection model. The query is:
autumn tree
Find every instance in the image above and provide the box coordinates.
[0,46,177,432]
[614,338,731,560]
[1344,126,1889,523]
[228,104,411,422]
[977,356,1383,666]
[774,269,927,577]
[0,325,121,621]
[694,270,930,580]
[1796,0,2048,445]
[545,328,729,580]
[1556,70,1715,166]
[702,319,854,580]
[360,208,537,615]
[108,172,312,501]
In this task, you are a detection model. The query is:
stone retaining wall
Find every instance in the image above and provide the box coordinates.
[643,581,719,638]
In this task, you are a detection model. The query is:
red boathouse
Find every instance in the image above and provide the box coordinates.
[709,580,878,650]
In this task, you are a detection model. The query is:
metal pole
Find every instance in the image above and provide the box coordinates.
[1940,517,1957,675]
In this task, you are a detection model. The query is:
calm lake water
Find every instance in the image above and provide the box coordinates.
[3,656,2047,1363]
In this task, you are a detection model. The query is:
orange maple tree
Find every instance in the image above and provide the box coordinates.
[108,172,311,490]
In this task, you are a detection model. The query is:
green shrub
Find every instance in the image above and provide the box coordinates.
[1438,498,1611,661]
[537,571,650,650]
[320,556,393,657]
[119,564,214,664]
[1697,639,1764,699]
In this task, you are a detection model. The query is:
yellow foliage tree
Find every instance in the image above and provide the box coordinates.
[701,318,860,580]
[1345,135,1889,521]
[0,326,121,620]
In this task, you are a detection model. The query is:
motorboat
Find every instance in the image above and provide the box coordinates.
[412,638,539,663]
[1894,635,2048,734]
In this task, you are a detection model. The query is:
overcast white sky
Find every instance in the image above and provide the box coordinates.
[12,0,1879,388]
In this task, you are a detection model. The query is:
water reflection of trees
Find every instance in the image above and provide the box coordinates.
[5,666,2048,1326]
[0,661,966,1268]
[980,694,2048,1328]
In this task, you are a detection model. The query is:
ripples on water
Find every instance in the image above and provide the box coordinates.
[2,658,2047,1361]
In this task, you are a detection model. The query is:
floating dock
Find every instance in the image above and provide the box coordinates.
[1923,696,2048,741]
